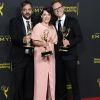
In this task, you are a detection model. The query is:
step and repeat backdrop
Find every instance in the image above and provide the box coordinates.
[0,0,100,100]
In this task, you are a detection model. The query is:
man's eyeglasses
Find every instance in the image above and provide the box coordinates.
[53,6,63,12]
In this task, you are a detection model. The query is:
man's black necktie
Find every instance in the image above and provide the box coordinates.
[26,21,30,32]
[58,20,61,33]
[57,20,63,46]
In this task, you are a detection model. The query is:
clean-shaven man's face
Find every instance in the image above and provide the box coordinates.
[52,2,64,18]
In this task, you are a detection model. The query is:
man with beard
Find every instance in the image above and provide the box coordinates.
[9,1,37,100]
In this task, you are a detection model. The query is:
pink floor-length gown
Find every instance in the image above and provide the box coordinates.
[31,23,57,100]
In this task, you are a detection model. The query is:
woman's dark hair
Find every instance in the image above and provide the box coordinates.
[39,7,54,25]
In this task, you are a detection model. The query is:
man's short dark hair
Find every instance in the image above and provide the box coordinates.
[51,1,63,6]
[20,1,33,10]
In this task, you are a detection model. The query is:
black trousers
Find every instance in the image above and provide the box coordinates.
[55,57,80,100]
[13,54,34,100]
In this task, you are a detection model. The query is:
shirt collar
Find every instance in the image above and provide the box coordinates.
[22,16,31,22]
[58,14,66,22]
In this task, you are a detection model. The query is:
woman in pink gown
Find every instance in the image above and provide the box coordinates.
[31,7,57,100]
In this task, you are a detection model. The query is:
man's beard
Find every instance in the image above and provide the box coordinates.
[22,13,31,20]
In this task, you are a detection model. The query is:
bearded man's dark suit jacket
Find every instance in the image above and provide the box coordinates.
[9,15,37,100]
[54,15,83,100]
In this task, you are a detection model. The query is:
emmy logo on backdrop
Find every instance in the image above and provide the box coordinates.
[41,29,52,57]
[1,85,9,98]
[59,26,70,52]
[0,2,4,16]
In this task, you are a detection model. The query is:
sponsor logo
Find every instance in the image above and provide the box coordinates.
[66,84,72,90]
[64,3,79,15]
[0,63,11,70]
[94,58,100,64]
[91,33,100,40]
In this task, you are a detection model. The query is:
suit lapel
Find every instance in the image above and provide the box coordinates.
[64,15,68,28]
[19,17,26,35]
